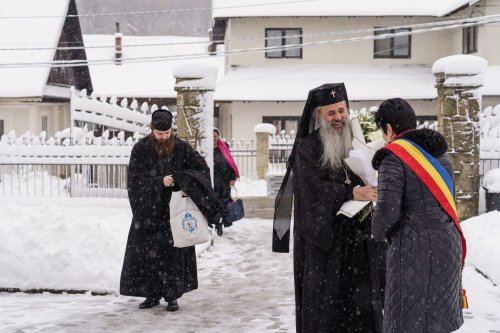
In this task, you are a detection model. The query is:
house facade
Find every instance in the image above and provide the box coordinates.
[0,0,91,138]
[212,0,500,139]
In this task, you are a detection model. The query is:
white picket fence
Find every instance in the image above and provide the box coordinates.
[70,87,152,136]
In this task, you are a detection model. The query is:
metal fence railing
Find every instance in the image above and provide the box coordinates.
[228,139,257,179]
[480,158,500,185]
[0,164,128,198]
[268,142,293,174]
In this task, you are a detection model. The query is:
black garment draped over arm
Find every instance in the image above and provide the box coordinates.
[174,169,223,226]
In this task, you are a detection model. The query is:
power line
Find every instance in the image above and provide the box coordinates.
[0,0,319,19]
[1,15,498,69]
[0,13,492,52]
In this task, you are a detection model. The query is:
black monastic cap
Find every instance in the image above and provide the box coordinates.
[151,109,173,131]
[309,82,349,109]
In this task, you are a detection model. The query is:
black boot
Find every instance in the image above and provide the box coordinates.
[215,223,223,236]
[166,299,179,312]
[138,297,160,309]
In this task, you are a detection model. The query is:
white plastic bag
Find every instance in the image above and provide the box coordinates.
[169,191,210,248]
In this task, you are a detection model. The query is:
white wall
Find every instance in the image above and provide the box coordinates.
[223,2,500,68]
[0,101,69,137]
[226,15,465,68]
[481,0,500,65]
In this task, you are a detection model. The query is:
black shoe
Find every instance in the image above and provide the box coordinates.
[138,297,160,309]
[167,299,179,312]
[223,221,232,228]
[215,224,223,236]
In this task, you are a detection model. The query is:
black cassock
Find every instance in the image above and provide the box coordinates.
[120,135,212,301]
[292,130,384,333]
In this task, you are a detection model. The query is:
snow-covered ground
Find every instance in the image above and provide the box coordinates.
[0,198,499,332]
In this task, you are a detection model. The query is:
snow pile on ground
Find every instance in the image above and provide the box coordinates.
[461,210,500,285]
[483,168,500,193]
[234,177,267,197]
[0,201,130,292]
[0,200,211,293]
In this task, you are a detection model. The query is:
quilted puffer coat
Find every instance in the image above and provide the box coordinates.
[371,129,464,333]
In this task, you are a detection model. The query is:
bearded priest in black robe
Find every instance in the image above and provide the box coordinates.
[120,109,221,312]
[273,83,385,333]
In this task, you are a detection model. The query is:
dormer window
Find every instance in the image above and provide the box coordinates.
[374,27,411,59]
[265,28,302,59]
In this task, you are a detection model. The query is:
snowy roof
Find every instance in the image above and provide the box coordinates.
[0,0,69,98]
[482,66,500,96]
[83,35,224,99]
[215,64,438,102]
[215,64,500,102]
[212,0,479,18]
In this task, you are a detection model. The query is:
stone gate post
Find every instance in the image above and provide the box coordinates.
[174,66,217,178]
[432,55,487,220]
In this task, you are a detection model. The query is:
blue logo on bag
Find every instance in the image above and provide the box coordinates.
[182,212,198,234]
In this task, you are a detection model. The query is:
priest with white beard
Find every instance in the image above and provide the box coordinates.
[273,83,385,333]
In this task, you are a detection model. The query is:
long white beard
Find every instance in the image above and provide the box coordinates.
[319,118,353,170]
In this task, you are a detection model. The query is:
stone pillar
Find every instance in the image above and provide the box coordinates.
[432,55,487,220]
[174,66,217,178]
[255,132,269,180]
[254,124,276,180]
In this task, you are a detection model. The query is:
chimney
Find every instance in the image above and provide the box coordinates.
[208,28,217,54]
[115,22,122,65]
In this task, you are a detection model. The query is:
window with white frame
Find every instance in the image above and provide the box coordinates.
[374,27,411,58]
[265,28,302,59]
[263,116,300,134]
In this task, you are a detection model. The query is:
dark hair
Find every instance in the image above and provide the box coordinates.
[375,98,417,135]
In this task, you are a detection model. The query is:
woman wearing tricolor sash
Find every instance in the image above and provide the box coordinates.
[371,98,464,333]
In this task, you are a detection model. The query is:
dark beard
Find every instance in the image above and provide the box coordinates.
[151,133,175,157]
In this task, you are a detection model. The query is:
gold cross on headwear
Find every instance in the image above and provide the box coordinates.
[330,90,336,98]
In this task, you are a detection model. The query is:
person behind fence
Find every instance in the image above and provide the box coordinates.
[273,83,385,333]
[120,109,222,311]
[371,98,466,333]
[213,128,239,236]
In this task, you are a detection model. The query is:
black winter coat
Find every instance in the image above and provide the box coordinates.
[120,135,212,301]
[213,143,237,221]
[371,129,464,333]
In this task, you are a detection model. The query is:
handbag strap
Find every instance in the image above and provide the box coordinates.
[231,185,240,200]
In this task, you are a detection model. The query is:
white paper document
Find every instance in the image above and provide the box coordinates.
[344,137,384,186]
[337,133,386,218]
[336,199,371,218]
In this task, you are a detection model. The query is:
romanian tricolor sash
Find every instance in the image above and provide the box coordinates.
[386,139,469,308]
